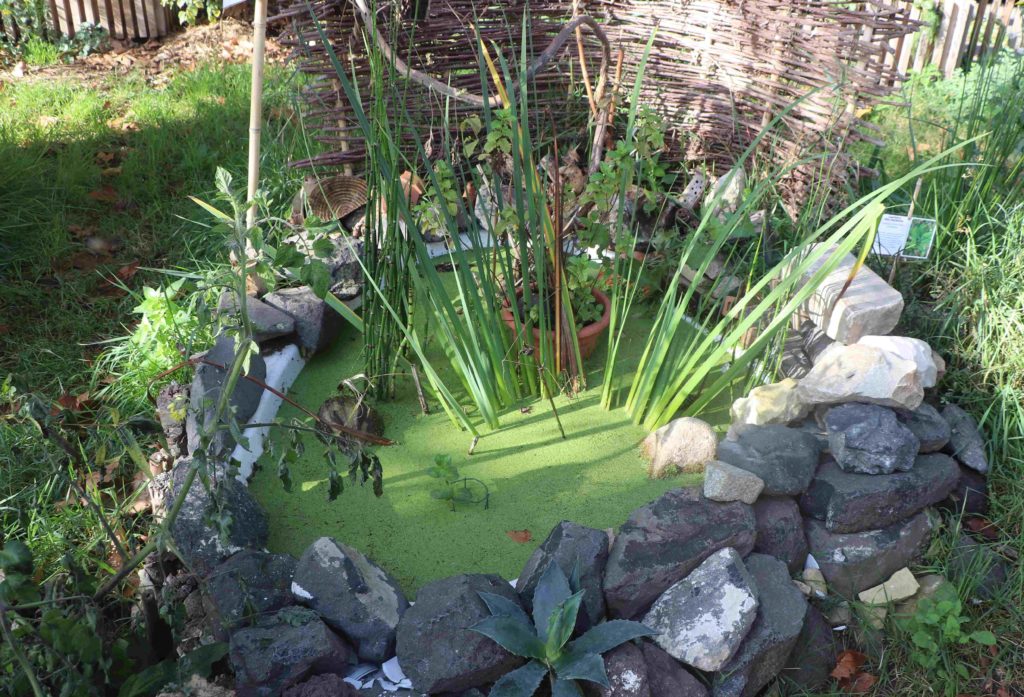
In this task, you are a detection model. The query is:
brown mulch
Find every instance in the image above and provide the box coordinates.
[1,18,287,89]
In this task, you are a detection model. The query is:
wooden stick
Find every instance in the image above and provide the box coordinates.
[572,0,598,117]
[244,0,269,292]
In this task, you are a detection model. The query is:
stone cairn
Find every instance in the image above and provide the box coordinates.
[145,243,1009,697]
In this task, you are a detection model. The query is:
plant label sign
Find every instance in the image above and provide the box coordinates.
[873,214,937,260]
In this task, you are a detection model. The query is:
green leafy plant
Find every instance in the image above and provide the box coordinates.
[163,0,219,26]
[426,454,489,511]
[471,562,654,696]
[897,592,996,694]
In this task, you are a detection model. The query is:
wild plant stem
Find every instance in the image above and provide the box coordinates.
[0,607,46,697]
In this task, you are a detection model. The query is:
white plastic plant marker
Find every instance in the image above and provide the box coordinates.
[230,344,306,482]
[804,554,820,571]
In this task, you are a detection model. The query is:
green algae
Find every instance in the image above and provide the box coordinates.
[249,302,736,595]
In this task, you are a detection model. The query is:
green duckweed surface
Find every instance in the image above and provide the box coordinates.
[249,299,735,595]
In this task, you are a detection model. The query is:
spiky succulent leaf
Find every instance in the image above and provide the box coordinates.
[533,561,572,642]
[470,616,546,660]
[546,591,585,655]
[478,591,531,626]
[554,651,610,687]
[569,620,656,656]
[489,660,549,697]
[551,677,585,697]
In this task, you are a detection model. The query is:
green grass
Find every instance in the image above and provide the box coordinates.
[0,62,310,402]
[250,299,736,594]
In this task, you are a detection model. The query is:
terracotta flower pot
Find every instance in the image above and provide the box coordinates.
[500,288,612,363]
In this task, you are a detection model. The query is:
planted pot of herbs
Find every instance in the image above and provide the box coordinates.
[500,256,611,362]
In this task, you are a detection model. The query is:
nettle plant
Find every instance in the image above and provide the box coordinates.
[471,562,654,696]
[897,592,997,693]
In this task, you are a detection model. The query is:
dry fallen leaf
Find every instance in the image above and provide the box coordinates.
[964,517,1000,541]
[88,186,120,204]
[69,223,96,239]
[506,530,533,544]
[842,672,877,693]
[831,650,868,681]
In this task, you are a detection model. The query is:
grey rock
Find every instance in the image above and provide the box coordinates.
[283,674,360,697]
[800,319,834,363]
[824,403,920,475]
[805,511,935,597]
[218,292,297,344]
[516,521,608,631]
[292,537,408,663]
[779,605,835,692]
[604,488,756,618]
[168,459,268,576]
[788,417,830,451]
[800,454,959,533]
[703,461,765,504]
[324,236,363,300]
[942,405,989,473]
[640,642,708,697]
[942,466,988,517]
[396,574,525,694]
[263,286,343,356]
[716,425,822,496]
[207,550,296,633]
[156,381,189,459]
[798,342,922,410]
[584,642,650,697]
[712,554,808,697]
[895,403,951,453]
[752,497,807,574]
[948,535,1008,601]
[643,548,759,672]
[186,332,267,456]
[229,606,352,697]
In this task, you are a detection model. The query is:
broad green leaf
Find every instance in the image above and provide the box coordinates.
[302,259,332,299]
[970,630,997,646]
[274,243,306,269]
[117,660,177,697]
[478,591,532,626]
[551,677,585,697]
[328,469,343,501]
[569,620,656,656]
[546,591,585,654]
[178,641,228,678]
[554,651,609,687]
[0,541,33,573]
[533,562,573,642]
[312,236,336,258]
[470,616,546,660]
[489,660,548,697]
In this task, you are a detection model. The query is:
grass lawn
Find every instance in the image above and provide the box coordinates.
[251,295,734,593]
[0,62,307,400]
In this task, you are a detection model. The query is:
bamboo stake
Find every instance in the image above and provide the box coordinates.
[243,0,269,293]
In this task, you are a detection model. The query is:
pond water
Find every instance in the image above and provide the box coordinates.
[249,298,736,593]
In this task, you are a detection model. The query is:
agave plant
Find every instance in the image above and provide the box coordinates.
[471,562,655,696]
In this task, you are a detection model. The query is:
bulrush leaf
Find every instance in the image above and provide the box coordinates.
[552,677,585,697]
[568,619,656,656]
[478,591,532,626]
[546,591,585,655]
[489,660,549,697]
[533,562,573,642]
[471,616,546,660]
[554,651,610,687]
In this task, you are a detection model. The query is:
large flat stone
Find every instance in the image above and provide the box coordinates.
[186,332,267,455]
[799,342,924,410]
[780,605,836,692]
[230,607,351,697]
[703,461,765,504]
[396,574,525,693]
[717,425,822,496]
[796,244,903,343]
[805,511,935,597]
[168,459,268,576]
[604,488,756,618]
[516,520,609,632]
[858,336,939,388]
[643,548,759,672]
[712,554,808,697]
[218,292,296,344]
[895,403,951,453]
[292,537,408,663]
[800,454,959,533]
[752,497,807,574]
[263,286,343,356]
[640,642,709,697]
[824,403,920,475]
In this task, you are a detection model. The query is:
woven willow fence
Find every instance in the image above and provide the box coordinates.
[275,0,921,210]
